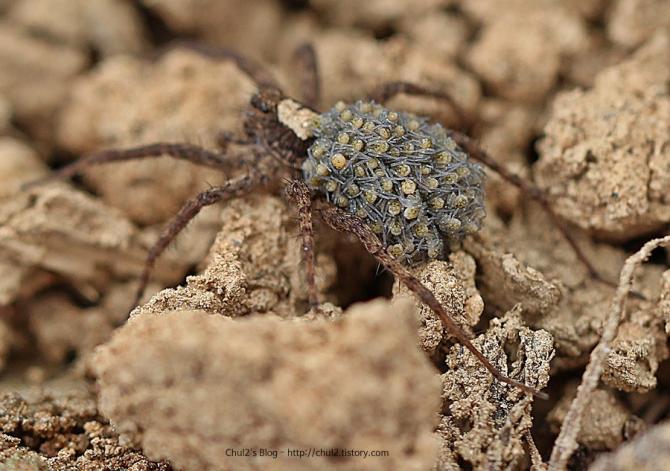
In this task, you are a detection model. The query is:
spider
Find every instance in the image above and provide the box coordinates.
[31,41,607,399]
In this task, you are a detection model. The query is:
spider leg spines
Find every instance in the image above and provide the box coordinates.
[131,173,262,313]
[283,180,320,309]
[23,142,235,190]
[316,200,547,399]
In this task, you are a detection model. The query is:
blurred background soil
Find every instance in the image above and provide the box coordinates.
[0,1,668,470]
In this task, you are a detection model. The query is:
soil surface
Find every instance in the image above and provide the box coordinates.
[0,1,669,470]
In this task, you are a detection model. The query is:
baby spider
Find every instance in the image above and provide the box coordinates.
[33,42,598,399]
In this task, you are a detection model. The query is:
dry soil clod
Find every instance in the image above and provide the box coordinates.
[550,235,670,469]
[536,33,670,241]
[1,2,669,469]
[94,299,441,471]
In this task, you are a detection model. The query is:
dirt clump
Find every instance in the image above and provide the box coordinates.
[94,300,441,471]
[548,386,634,450]
[536,33,670,240]
[438,308,554,469]
[393,251,484,355]
[464,4,590,103]
[0,23,87,146]
[607,0,670,48]
[591,420,670,471]
[0,380,170,470]
[139,0,283,60]
[134,194,338,319]
[1,1,670,469]
[6,0,146,57]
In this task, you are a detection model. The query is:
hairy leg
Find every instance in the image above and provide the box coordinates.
[447,130,642,297]
[131,173,263,311]
[158,40,281,91]
[315,199,546,398]
[369,83,626,297]
[24,143,239,190]
[367,81,472,130]
[216,131,252,152]
[368,82,637,298]
[291,43,321,111]
[283,180,320,309]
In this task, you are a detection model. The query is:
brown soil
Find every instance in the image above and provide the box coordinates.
[0,1,668,470]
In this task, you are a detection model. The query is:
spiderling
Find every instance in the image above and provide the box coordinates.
[303,100,486,264]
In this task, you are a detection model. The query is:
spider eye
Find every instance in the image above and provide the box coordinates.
[250,87,282,113]
[251,94,271,112]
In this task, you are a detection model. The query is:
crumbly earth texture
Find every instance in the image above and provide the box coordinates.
[94,301,440,471]
[536,32,670,240]
[0,376,171,470]
[1,2,669,470]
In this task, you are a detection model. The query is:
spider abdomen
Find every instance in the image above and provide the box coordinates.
[303,101,486,265]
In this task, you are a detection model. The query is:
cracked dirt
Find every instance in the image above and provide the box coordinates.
[0,1,668,470]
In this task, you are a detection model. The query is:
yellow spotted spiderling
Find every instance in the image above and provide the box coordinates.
[302,101,486,264]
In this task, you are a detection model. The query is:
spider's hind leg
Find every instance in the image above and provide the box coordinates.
[449,130,622,293]
[130,173,262,313]
[367,81,473,131]
[315,199,546,398]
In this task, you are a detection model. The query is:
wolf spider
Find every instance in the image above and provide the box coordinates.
[34,42,614,399]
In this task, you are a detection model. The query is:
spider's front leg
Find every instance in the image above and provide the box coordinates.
[291,43,321,111]
[314,196,547,399]
[131,172,264,312]
[23,142,241,190]
[283,179,320,310]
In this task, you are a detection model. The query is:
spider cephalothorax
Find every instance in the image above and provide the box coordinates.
[303,100,486,265]
[240,86,311,171]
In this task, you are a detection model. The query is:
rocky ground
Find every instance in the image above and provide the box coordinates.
[0,1,669,470]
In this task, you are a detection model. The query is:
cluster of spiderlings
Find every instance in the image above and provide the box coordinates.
[302,100,486,265]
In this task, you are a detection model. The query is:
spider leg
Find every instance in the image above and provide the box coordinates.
[370,81,600,290]
[159,40,282,92]
[291,43,321,111]
[131,173,262,311]
[24,142,239,190]
[367,81,472,131]
[315,199,547,399]
[283,180,320,309]
[216,131,252,151]
[448,130,645,299]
